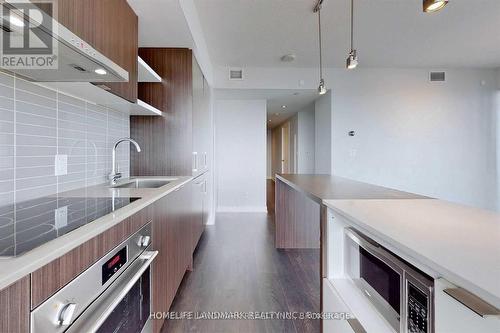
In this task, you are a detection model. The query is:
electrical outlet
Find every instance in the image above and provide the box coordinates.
[55,206,68,229]
[54,154,68,176]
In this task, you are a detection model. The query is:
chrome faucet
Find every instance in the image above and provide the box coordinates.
[109,138,141,185]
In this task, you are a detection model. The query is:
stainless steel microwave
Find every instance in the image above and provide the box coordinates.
[344,227,434,333]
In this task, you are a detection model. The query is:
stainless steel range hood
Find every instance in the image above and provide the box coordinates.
[0,2,128,82]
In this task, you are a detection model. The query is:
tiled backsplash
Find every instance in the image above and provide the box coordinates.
[0,71,130,206]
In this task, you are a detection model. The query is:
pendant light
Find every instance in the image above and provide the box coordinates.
[314,0,327,95]
[346,0,358,70]
[423,0,448,13]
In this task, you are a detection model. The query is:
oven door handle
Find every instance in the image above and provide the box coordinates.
[66,250,158,333]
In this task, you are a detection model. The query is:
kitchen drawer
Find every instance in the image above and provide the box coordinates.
[434,279,500,333]
[323,278,364,333]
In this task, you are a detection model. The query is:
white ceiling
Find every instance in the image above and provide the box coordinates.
[194,0,500,69]
[127,0,194,48]
[216,89,318,128]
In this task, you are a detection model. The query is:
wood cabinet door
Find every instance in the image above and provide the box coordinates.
[0,277,30,333]
[191,179,204,252]
[151,184,192,333]
[192,56,204,175]
[93,0,138,102]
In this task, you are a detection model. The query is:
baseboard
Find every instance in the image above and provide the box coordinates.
[216,206,268,213]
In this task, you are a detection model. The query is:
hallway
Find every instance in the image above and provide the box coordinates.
[162,212,320,333]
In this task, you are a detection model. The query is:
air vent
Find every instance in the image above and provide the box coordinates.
[69,64,88,72]
[229,68,243,80]
[430,71,445,82]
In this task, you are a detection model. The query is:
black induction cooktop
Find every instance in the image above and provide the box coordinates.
[0,196,140,257]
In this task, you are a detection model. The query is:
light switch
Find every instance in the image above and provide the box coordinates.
[349,149,357,158]
[55,206,68,229]
[55,154,68,176]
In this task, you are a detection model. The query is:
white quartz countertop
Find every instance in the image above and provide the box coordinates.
[323,199,500,308]
[0,176,193,290]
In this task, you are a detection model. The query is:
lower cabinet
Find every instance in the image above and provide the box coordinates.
[151,180,205,333]
[191,176,206,252]
[0,277,30,333]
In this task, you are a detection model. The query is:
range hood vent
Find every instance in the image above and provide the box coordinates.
[0,2,128,83]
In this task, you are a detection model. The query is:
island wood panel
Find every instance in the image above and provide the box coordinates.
[151,184,193,333]
[30,205,153,309]
[131,48,193,177]
[275,178,320,249]
[0,276,30,333]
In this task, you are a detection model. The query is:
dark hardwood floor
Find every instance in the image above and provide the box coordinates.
[161,211,320,333]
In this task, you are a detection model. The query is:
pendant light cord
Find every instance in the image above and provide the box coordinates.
[318,8,323,80]
[350,0,354,52]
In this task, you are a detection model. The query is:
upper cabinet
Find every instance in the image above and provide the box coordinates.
[192,56,211,175]
[57,0,138,102]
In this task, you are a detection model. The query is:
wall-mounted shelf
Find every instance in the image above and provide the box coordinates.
[129,99,162,116]
[138,56,162,83]
[43,82,162,116]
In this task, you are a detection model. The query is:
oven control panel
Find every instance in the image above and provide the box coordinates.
[102,246,127,285]
[407,282,429,333]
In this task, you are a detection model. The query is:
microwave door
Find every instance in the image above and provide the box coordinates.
[345,228,404,333]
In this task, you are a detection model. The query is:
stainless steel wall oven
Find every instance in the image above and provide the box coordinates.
[31,223,157,333]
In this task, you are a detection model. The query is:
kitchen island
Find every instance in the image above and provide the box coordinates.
[274,174,500,333]
[274,174,426,249]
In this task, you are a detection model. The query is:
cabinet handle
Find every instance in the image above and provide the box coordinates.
[444,287,500,318]
[347,318,367,333]
[192,152,198,172]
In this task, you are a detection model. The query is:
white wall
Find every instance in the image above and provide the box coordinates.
[214,99,267,212]
[315,91,333,174]
[331,69,499,211]
[297,108,316,173]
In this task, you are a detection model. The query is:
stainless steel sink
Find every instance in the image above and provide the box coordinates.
[112,179,172,189]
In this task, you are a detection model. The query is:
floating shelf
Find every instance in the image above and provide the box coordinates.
[43,82,162,116]
[138,56,162,83]
[129,99,162,116]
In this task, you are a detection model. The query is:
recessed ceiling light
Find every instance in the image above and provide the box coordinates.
[281,105,287,109]
[9,14,25,27]
[94,68,107,75]
[281,54,296,62]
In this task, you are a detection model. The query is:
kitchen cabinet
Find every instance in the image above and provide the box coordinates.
[132,48,193,176]
[56,0,138,102]
[151,182,194,333]
[192,56,211,175]
[191,175,207,251]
